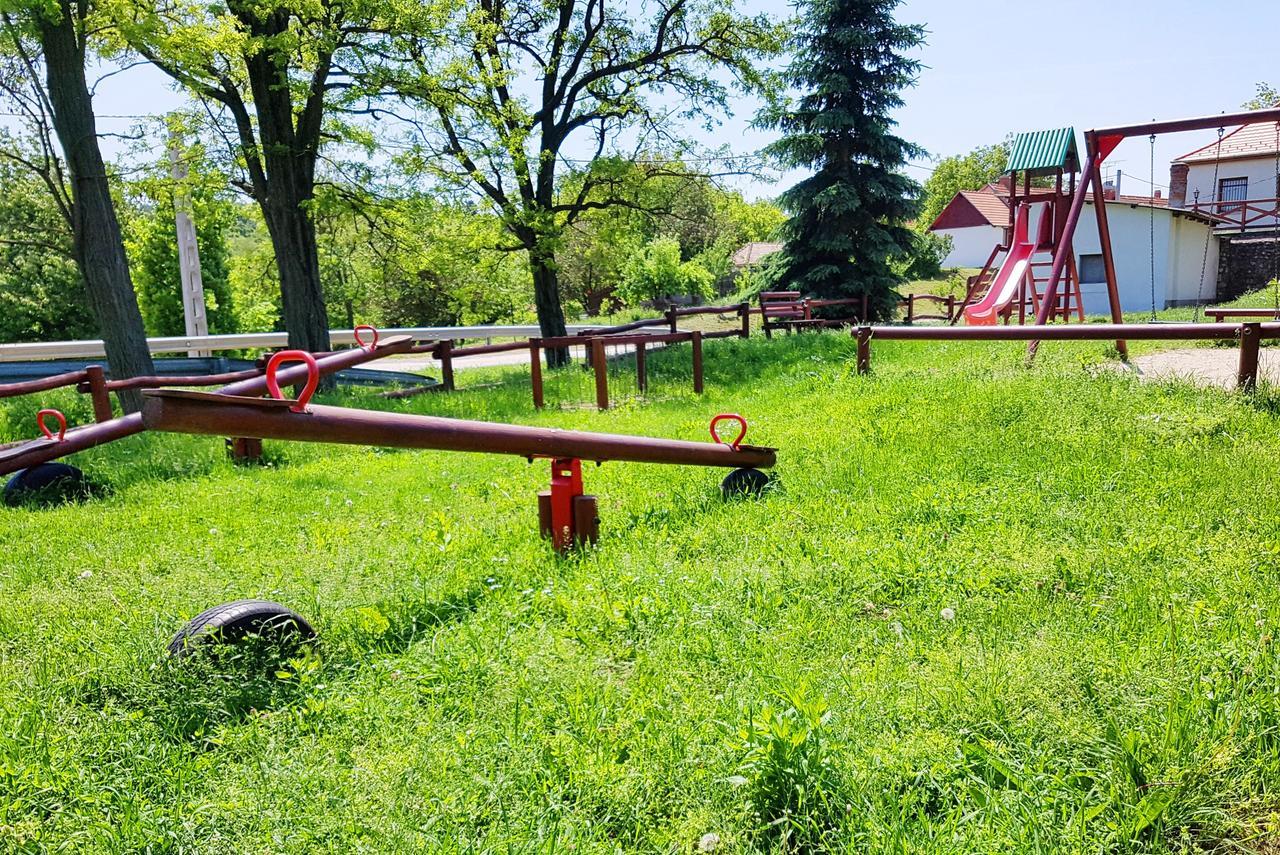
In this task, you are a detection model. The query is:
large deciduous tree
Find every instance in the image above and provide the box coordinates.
[119,0,414,356]
[0,1,155,410]
[759,0,923,320]
[387,0,782,364]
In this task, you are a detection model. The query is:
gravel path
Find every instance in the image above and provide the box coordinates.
[1123,347,1280,388]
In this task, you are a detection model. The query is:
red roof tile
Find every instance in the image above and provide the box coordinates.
[1175,122,1280,164]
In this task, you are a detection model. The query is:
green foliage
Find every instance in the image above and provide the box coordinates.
[125,149,236,336]
[618,236,714,305]
[0,151,93,342]
[390,0,785,334]
[759,0,924,318]
[313,190,532,328]
[1245,82,1279,109]
[557,162,785,313]
[896,229,953,281]
[917,142,1010,230]
[10,333,1280,849]
[733,683,842,846]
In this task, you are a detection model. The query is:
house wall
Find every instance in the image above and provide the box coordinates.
[1168,214,1220,305]
[1011,201,1218,315]
[935,225,1004,268]
[1184,158,1279,228]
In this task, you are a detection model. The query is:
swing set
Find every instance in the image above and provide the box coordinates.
[1032,106,1280,357]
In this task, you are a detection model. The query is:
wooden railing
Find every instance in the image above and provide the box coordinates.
[1188,197,1280,231]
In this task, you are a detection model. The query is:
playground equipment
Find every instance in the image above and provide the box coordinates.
[958,128,1087,327]
[139,352,775,552]
[0,334,418,503]
[1026,107,1280,358]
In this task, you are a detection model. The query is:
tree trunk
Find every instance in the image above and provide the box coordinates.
[261,194,330,355]
[39,2,154,412]
[530,246,569,368]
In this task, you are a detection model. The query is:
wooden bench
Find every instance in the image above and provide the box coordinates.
[1204,307,1280,323]
[759,291,811,338]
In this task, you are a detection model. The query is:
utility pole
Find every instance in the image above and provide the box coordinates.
[169,133,210,357]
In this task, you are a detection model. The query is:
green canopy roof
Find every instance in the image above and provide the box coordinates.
[1006,128,1080,176]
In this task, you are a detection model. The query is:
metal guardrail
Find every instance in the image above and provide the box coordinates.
[0,324,641,362]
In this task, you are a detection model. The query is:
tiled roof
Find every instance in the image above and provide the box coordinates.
[1175,122,1280,164]
[930,184,1169,231]
[731,242,783,267]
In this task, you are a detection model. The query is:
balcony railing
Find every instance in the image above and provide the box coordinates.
[1187,197,1280,231]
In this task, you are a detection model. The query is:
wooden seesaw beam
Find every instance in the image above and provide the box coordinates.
[139,385,775,552]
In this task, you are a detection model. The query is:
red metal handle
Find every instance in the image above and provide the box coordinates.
[265,350,320,413]
[37,408,67,442]
[353,324,379,352]
[709,413,747,451]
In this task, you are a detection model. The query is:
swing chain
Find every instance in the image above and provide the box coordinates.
[1194,126,1225,323]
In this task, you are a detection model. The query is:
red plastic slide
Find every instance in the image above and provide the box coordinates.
[964,204,1034,326]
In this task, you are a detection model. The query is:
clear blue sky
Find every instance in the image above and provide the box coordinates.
[83,0,1279,202]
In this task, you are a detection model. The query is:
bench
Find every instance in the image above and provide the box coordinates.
[1204,307,1280,323]
[759,291,811,338]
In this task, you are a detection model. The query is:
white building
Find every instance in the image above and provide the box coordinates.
[929,182,1219,314]
[1171,122,1280,231]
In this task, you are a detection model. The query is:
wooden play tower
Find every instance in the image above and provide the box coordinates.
[954,128,1086,325]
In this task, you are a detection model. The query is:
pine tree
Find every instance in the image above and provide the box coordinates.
[760,0,924,319]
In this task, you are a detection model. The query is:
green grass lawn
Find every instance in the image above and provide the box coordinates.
[6,332,1280,852]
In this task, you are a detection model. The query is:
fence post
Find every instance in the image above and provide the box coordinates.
[84,365,113,423]
[636,340,647,393]
[906,294,915,325]
[591,337,609,410]
[530,338,544,409]
[739,302,751,338]
[946,295,956,322]
[437,340,455,392]
[666,307,678,334]
[691,330,704,394]
[1238,322,1261,390]
[856,326,871,375]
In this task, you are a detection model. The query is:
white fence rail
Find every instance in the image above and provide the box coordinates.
[0,324,670,363]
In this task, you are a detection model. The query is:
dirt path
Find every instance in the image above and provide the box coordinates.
[1122,347,1280,388]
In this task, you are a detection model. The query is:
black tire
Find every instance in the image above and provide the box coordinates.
[168,599,316,657]
[3,463,89,507]
[721,467,772,498]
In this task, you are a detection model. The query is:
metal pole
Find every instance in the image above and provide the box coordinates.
[1238,322,1261,389]
[169,132,210,358]
[1035,152,1095,328]
[1087,143,1129,357]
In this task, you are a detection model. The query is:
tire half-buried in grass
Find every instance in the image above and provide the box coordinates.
[721,467,772,498]
[168,598,316,657]
[3,462,93,507]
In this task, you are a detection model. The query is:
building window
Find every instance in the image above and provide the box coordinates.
[1218,176,1248,213]
[1079,253,1106,283]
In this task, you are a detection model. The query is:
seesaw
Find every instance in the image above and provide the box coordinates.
[139,350,776,552]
